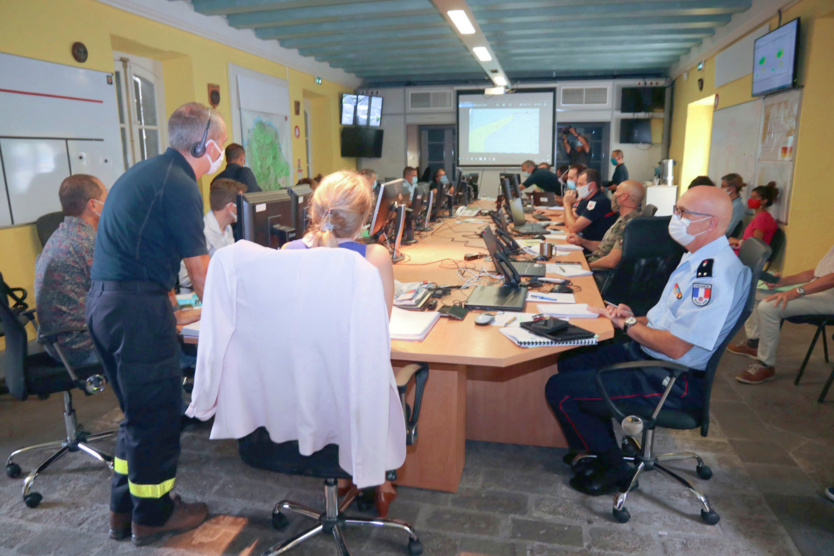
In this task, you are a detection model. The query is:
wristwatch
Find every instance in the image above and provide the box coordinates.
[796,286,806,297]
[623,316,638,334]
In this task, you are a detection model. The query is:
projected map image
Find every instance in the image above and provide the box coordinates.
[469,108,539,153]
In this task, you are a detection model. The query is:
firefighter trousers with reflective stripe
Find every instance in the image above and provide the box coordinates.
[87,284,183,527]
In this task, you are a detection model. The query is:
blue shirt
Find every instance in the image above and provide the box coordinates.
[91,148,208,290]
[283,238,367,257]
[642,235,750,370]
[726,196,745,237]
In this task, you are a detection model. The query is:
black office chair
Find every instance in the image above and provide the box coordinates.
[597,216,686,316]
[783,314,834,395]
[575,238,771,525]
[765,227,785,271]
[238,363,429,556]
[1,298,117,508]
[642,204,658,217]
[730,219,745,239]
[35,211,65,248]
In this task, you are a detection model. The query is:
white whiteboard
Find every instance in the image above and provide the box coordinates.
[0,52,122,226]
[708,99,762,198]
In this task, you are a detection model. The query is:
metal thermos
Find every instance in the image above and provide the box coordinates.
[660,159,676,186]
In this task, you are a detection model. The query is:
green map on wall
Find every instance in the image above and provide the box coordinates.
[240,110,291,190]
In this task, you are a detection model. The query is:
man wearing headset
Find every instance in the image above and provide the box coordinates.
[87,103,226,545]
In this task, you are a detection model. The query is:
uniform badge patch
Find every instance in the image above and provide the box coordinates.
[587,201,597,210]
[673,283,682,299]
[692,283,712,306]
[697,259,714,278]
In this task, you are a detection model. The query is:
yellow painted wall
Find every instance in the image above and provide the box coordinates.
[0,0,355,334]
[668,0,834,273]
[680,97,716,189]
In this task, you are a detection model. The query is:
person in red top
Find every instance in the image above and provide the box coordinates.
[729,182,778,254]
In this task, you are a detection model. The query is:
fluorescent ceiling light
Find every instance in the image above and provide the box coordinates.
[493,75,507,87]
[472,47,492,62]
[485,86,505,95]
[448,10,475,35]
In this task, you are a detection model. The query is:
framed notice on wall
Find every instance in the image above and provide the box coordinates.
[755,88,802,224]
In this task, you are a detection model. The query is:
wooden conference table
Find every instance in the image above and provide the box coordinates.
[391,200,613,492]
[182,200,614,493]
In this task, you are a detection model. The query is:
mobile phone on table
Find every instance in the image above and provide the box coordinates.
[438,305,468,320]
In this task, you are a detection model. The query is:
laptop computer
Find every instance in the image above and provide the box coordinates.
[509,198,548,235]
[482,227,545,278]
[465,249,528,312]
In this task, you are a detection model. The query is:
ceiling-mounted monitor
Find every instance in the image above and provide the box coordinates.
[752,18,799,97]
[340,94,356,126]
[368,96,383,127]
[620,87,665,113]
[355,95,369,126]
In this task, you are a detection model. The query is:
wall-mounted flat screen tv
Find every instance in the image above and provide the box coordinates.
[340,94,357,126]
[340,127,384,158]
[619,119,652,144]
[752,18,799,97]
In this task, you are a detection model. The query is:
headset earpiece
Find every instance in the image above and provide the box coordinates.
[190,112,212,158]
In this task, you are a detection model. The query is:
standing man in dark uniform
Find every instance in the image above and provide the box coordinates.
[607,149,629,192]
[212,143,261,192]
[562,126,590,167]
[87,102,225,545]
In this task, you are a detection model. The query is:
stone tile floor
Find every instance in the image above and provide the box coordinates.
[0,323,832,555]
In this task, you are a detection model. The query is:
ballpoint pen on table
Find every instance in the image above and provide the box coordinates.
[506,317,517,325]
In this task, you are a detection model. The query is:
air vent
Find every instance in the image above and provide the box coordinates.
[409,90,452,110]
[561,86,609,106]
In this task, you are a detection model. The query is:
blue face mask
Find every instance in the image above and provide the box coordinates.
[440,175,449,185]
[410,176,417,186]
[566,180,576,190]
[611,158,618,166]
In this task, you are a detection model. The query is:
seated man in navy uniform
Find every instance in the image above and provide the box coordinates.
[545,186,750,495]
[561,168,617,242]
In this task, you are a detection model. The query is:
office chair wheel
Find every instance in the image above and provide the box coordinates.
[407,538,423,555]
[612,507,630,523]
[5,462,21,478]
[271,511,289,530]
[24,492,42,508]
[696,464,713,480]
[700,509,720,525]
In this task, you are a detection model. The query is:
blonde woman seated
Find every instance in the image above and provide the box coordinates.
[283,170,394,317]
[282,170,397,515]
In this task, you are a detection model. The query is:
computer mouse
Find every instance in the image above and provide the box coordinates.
[534,235,546,240]
[474,313,495,326]
[535,255,549,261]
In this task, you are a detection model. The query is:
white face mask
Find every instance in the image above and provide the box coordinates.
[206,140,225,174]
[668,212,710,246]
[576,183,591,199]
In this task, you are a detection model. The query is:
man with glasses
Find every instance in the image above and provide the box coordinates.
[545,186,750,496]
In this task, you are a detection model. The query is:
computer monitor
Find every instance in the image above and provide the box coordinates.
[287,184,313,238]
[432,185,448,221]
[391,204,406,263]
[456,170,471,206]
[510,174,522,200]
[509,197,527,227]
[238,190,295,248]
[424,189,435,230]
[369,182,393,239]
[500,178,515,218]
[408,184,426,236]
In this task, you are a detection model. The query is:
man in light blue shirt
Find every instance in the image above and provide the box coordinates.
[545,186,750,496]
[401,166,418,203]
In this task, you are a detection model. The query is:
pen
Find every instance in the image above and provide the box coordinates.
[506,317,517,325]
[604,300,634,316]
[530,294,555,300]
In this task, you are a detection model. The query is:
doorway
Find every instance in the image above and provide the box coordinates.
[555,122,610,181]
[113,52,166,170]
[680,96,716,190]
[419,125,455,181]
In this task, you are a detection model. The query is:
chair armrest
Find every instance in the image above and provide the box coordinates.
[42,335,107,396]
[38,325,88,343]
[395,363,429,446]
[594,360,693,427]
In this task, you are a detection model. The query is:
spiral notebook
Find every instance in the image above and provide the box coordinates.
[499,323,598,348]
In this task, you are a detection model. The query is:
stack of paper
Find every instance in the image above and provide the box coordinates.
[536,303,598,319]
[390,307,441,342]
[545,232,568,239]
[181,321,201,338]
[555,244,584,252]
[546,263,593,277]
[527,292,576,303]
[394,284,431,309]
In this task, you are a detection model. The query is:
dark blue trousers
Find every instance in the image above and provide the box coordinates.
[545,341,703,456]
[87,281,182,527]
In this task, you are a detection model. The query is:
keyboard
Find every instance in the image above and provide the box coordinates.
[455,206,481,217]
[532,213,551,221]
[513,223,548,235]
[512,261,546,277]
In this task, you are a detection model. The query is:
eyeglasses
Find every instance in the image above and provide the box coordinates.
[672,205,714,220]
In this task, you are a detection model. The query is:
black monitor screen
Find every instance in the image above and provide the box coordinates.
[619,119,652,144]
[340,127,384,158]
[341,94,356,126]
[288,184,313,237]
[238,190,294,249]
[621,87,666,113]
[369,96,383,127]
[355,95,369,126]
